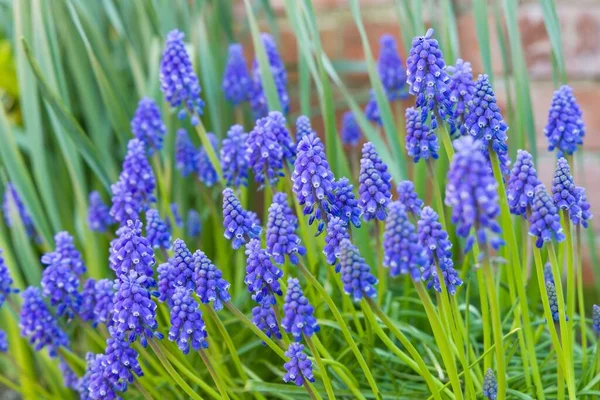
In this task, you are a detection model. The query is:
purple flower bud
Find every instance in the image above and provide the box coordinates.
[593,305,600,335]
[332,178,362,228]
[323,216,350,272]
[221,124,249,188]
[245,239,283,302]
[529,185,565,248]
[41,257,82,318]
[446,59,476,137]
[109,220,156,287]
[41,231,87,276]
[168,287,208,354]
[3,182,37,239]
[340,111,362,146]
[405,106,439,163]
[0,250,18,307]
[358,158,392,222]
[246,116,285,187]
[266,203,306,265]
[378,34,407,101]
[222,188,261,249]
[283,342,315,386]
[171,203,183,228]
[339,239,377,301]
[396,180,424,217]
[267,111,296,163]
[196,132,220,187]
[552,158,582,223]
[483,368,498,400]
[544,262,554,284]
[574,186,592,228]
[295,116,315,143]
[131,97,166,154]
[252,294,281,341]
[364,90,382,126]
[0,329,6,353]
[383,202,424,280]
[187,209,202,238]
[507,150,541,217]
[176,129,197,177]
[168,239,196,292]
[546,281,566,322]
[88,191,114,233]
[193,249,231,311]
[85,354,116,399]
[282,277,319,341]
[160,30,204,123]
[146,209,172,250]
[222,43,251,106]
[544,85,585,157]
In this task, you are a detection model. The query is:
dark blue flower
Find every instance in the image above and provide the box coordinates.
[131,97,166,154]
[193,249,231,311]
[0,330,7,353]
[574,186,592,228]
[377,34,407,101]
[222,188,261,249]
[483,368,498,400]
[396,180,423,217]
[266,203,306,265]
[340,111,362,146]
[171,203,183,228]
[267,111,296,163]
[246,116,285,187]
[221,124,249,188]
[93,279,115,327]
[358,159,392,222]
[160,30,204,124]
[323,216,350,272]
[41,257,82,318]
[109,220,156,287]
[88,191,114,233]
[222,43,251,106]
[292,133,337,235]
[593,305,600,334]
[529,184,565,248]
[507,150,541,217]
[3,182,36,239]
[168,287,208,354]
[252,294,281,341]
[86,353,117,400]
[146,209,172,250]
[447,59,475,137]
[364,90,382,126]
[332,178,362,228]
[552,157,582,223]
[41,231,86,276]
[245,239,283,302]
[176,129,197,177]
[295,116,315,143]
[544,85,585,157]
[405,106,439,162]
[339,239,377,301]
[196,132,219,187]
[0,250,18,307]
[362,142,392,189]
[283,342,315,386]
[157,262,175,305]
[81,279,97,323]
[168,238,196,292]
[282,277,319,341]
[383,201,424,280]
[187,209,202,238]
[19,287,69,357]
[546,280,567,322]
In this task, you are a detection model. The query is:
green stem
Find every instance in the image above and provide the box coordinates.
[161,345,221,400]
[577,225,588,375]
[562,211,576,354]
[134,381,153,400]
[425,160,448,230]
[376,220,385,306]
[303,381,321,400]
[198,348,230,400]
[305,335,336,400]
[437,119,455,160]
[205,306,248,380]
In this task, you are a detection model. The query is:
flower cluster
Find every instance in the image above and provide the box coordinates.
[396,180,423,216]
[283,342,315,386]
[358,158,392,221]
[187,209,202,237]
[196,132,220,187]
[176,129,197,177]
[405,106,439,163]
[0,330,6,353]
[339,239,377,301]
[340,111,361,146]
[544,85,585,157]
[252,294,282,340]
[222,43,251,106]
[266,202,306,265]
[377,34,407,100]
[593,304,600,335]
[365,90,382,126]
[246,116,285,187]
[171,203,183,228]
[282,278,319,341]
[0,250,17,307]
[295,116,315,143]
[383,201,424,280]
[507,150,541,217]
[483,368,498,400]
[81,278,115,327]
[446,59,475,137]
[3,182,37,239]
[146,209,172,250]
[333,178,362,228]
[245,239,284,301]
[323,216,350,272]
[109,220,156,287]
[131,97,166,154]
[267,111,296,163]
[41,257,82,318]
[546,280,566,322]
[222,188,261,249]
[221,124,249,187]
[88,191,113,233]
[166,239,196,292]
[529,185,565,248]
[168,287,208,354]
[193,249,231,311]
[42,231,86,276]
[574,186,592,228]
[552,158,582,223]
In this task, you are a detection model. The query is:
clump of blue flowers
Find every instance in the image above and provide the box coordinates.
[507,150,541,217]
[339,239,377,301]
[377,34,407,101]
[266,202,306,265]
[323,216,350,272]
[196,132,220,187]
[131,97,166,154]
[383,201,424,280]
[109,220,156,287]
[282,277,319,341]
[193,249,231,311]
[176,129,197,177]
[405,106,439,163]
[0,250,17,307]
[246,116,285,187]
[340,111,361,146]
[529,185,565,248]
[552,157,582,223]
[88,191,113,233]
[358,158,391,221]
[245,239,284,301]
[283,342,315,386]
[222,43,251,106]
[332,178,362,228]
[296,116,315,143]
[146,209,172,250]
[396,180,423,217]
[221,124,249,187]
[252,294,282,340]
[544,85,585,157]
[42,231,86,276]
[483,368,498,400]
[3,182,37,240]
[168,287,208,354]
[222,188,261,249]
[250,33,289,118]
[447,59,475,137]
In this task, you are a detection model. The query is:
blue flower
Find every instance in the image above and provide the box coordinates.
[41,231,86,276]
[507,150,541,217]
[168,287,208,354]
[222,43,251,106]
[171,203,183,228]
[267,111,296,163]
[593,305,600,335]
[323,216,350,272]
[405,106,439,162]
[131,97,166,154]
[0,329,6,353]
[0,250,18,307]
[88,191,113,233]
[3,182,36,239]
[222,188,261,249]
[196,132,220,187]
[193,249,231,311]
[221,124,249,187]
[146,209,172,250]
[544,85,585,157]
[59,356,80,390]
[157,262,176,305]
[552,157,582,223]
[332,178,362,228]
[574,186,592,228]
[396,180,423,217]
[383,201,424,280]
[447,59,476,137]
[292,134,337,235]
[529,184,565,248]
[358,159,392,222]
[93,279,115,327]
[362,142,392,189]
[282,277,319,341]
[283,342,315,386]
[377,34,407,101]
[168,238,196,291]
[187,209,202,238]
[340,111,362,147]
[295,116,315,143]
[339,239,377,301]
[176,129,197,177]
[86,354,116,400]
[109,220,156,287]
[483,368,498,400]
[252,294,281,341]
[19,287,69,357]
[546,280,567,322]
[544,262,554,284]
[41,257,82,318]
[245,239,284,302]
[364,90,382,126]
[160,30,204,124]
[246,116,285,187]
[266,203,306,265]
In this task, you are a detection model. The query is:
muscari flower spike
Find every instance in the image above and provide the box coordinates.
[574,186,592,228]
[295,116,315,143]
[131,97,166,154]
[323,216,350,272]
[246,116,285,187]
[292,133,337,235]
[193,249,231,311]
[332,178,362,228]
[544,85,585,157]
[396,180,424,217]
[112,271,163,347]
[283,342,315,386]
[364,90,382,126]
[266,202,306,265]
[445,136,504,253]
[171,203,183,228]
[222,43,251,106]
[282,277,319,341]
[418,207,463,295]
[168,287,208,354]
[146,209,172,250]
[405,106,439,163]
[88,191,114,233]
[592,305,600,334]
[446,59,476,137]
[168,239,196,292]
[0,329,6,353]
[544,262,554,284]
[160,30,204,125]
[552,157,582,223]
[86,354,116,400]
[0,250,18,307]
[406,29,454,126]
[362,142,392,190]
[221,124,249,187]
[529,185,565,248]
[41,257,82,318]
[245,239,284,302]
[339,239,377,301]
[187,209,202,238]
[19,287,69,357]
[252,294,282,341]
[507,150,541,217]
[196,132,220,187]
[41,231,86,276]
[483,368,498,400]
[176,129,197,177]
[222,188,261,249]
[267,111,296,163]
[383,201,424,280]
[358,158,392,222]
[81,279,114,327]
[340,111,362,147]
[109,219,156,287]
[546,280,567,322]
[3,182,36,239]
[378,34,407,101]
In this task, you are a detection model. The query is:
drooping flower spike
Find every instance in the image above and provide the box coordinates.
[221,124,249,188]
[383,201,424,280]
[282,277,319,341]
[446,59,476,137]
[266,202,306,265]
[339,239,378,301]
[222,43,251,106]
[176,129,197,177]
[507,150,541,217]
[193,249,231,311]
[168,287,208,354]
[483,368,498,400]
[283,342,315,386]
[551,157,582,223]
[160,30,204,124]
[0,250,17,307]
[405,106,439,163]
[295,116,315,143]
[323,216,350,273]
[222,188,261,249]
[252,294,282,341]
[332,178,362,228]
[246,116,285,188]
[340,111,362,147]
[109,219,156,287]
[544,85,585,157]
[88,191,114,233]
[529,184,565,248]
[146,209,172,250]
[41,257,82,318]
[244,239,284,302]
[131,97,166,154]
[3,182,37,240]
[196,132,220,187]
[396,180,424,217]
[377,34,407,101]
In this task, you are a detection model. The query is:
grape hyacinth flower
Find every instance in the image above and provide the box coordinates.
[222,43,251,106]
[168,287,208,354]
[266,203,306,265]
[187,209,202,237]
[196,132,220,187]
[247,211,262,230]
[3,182,36,239]
[246,116,285,187]
[383,201,424,280]
[529,185,565,248]
[281,277,319,341]
[323,216,350,272]
[92,279,115,326]
[245,239,284,301]
[483,368,498,400]
[295,116,315,143]
[19,287,69,357]
[0,329,7,353]
[546,280,566,322]
[332,178,362,228]
[507,150,541,217]
[86,354,117,400]
[358,158,392,222]
[378,34,407,101]
[252,294,282,341]
[283,342,315,386]
[445,136,504,252]
[41,231,86,276]
[88,191,113,233]
[41,258,82,318]
[340,111,361,147]
[0,250,17,307]
[59,357,80,390]
[222,188,261,249]
[339,239,377,301]
[176,129,197,177]
[362,142,392,190]
[396,181,424,217]
[405,106,439,163]
[292,134,337,235]
[552,158,582,222]
[168,239,196,291]
[94,333,144,398]
[160,30,204,124]
[157,262,176,305]
[418,207,463,295]
[131,97,166,154]
[112,271,163,347]
[406,29,454,126]
[170,203,183,228]
[193,249,231,311]
[446,59,475,137]
[80,279,97,323]
[364,90,382,126]
[574,186,592,228]
[146,209,172,250]
[267,111,296,163]
[109,220,156,287]
[221,124,249,188]
[544,85,585,157]
[544,262,555,284]
[273,192,294,216]
[593,305,600,334]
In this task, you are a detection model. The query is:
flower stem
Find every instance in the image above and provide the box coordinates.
[303,380,321,400]
[562,211,576,354]
[198,348,230,400]
[376,220,385,306]
[576,225,588,374]
[205,306,248,380]
[134,381,153,400]
[304,335,336,400]
[425,159,448,230]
